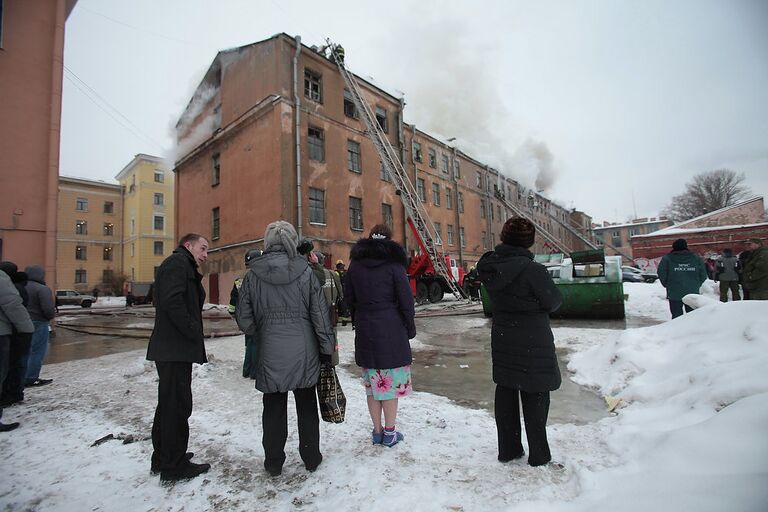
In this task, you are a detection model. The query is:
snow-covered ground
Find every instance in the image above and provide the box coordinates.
[2,282,766,511]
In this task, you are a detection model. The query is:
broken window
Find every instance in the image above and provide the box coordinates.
[375,107,388,133]
[347,140,362,172]
[480,199,486,219]
[413,142,423,162]
[309,187,325,224]
[441,154,449,174]
[343,89,357,118]
[446,187,453,209]
[460,227,466,248]
[380,161,392,182]
[349,196,363,231]
[428,148,436,168]
[304,69,322,102]
[308,127,324,161]
[417,178,426,202]
[476,171,483,189]
[453,159,461,179]
[434,222,442,245]
[458,191,464,213]
[382,203,393,228]
[212,153,220,186]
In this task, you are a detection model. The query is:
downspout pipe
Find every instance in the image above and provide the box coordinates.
[452,146,464,268]
[293,36,303,237]
[398,98,408,250]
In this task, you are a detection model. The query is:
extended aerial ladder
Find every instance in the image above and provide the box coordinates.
[327,42,467,301]
[491,189,572,253]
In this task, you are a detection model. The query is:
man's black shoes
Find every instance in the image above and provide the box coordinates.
[151,452,195,474]
[0,422,20,432]
[159,461,210,482]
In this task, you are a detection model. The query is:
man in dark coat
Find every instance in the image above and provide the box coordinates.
[0,262,33,408]
[657,238,708,318]
[23,265,56,387]
[147,233,211,482]
[477,217,562,467]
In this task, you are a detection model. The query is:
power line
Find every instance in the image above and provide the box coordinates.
[79,5,196,46]
[63,66,165,152]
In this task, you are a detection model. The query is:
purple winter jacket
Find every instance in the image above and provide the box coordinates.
[345,238,416,369]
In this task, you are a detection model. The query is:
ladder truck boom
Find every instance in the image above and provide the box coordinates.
[327,41,467,301]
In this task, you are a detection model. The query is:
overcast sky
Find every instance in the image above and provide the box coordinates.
[60,0,768,222]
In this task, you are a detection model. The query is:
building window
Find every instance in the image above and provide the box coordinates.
[446,188,453,210]
[434,222,442,245]
[130,218,135,235]
[343,89,357,118]
[154,193,164,206]
[154,170,164,183]
[309,187,326,224]
[596,237,604,246]
[497,205,502,221]
[154,241,164,256]
[308,127,324,161]
[380,161,392,182]
[482,231,488,249]
[212,207,220,239]
[375,107,388,133]
[154,216,164,230]
[349,196,363,231]
[75,220,87,235]
[629,228,637,237]
[130,243,135,257]
[611,230,622,247]
[212,153,220,186]
[447,224,454,245]
[458,192,464,213]
[428,148,436,168]
[103,201,114,214]
[347,140,362,173]
[103,223,114,236]
[432,183,441,206]
[102,269,114,284]
[490,202,495,221]
[480,199,486,219]
[441,154,449,174]
[103,246,113,261]
[75,246,87,260]
[476,171,483,189]
[76,197,88,211]
[453,160,461,179]
[460,227,466,248]
[382,203,393,228]
[75,269,87,284]
[417,178,426,202]
[413,142,422,162]
[304,69,322,102]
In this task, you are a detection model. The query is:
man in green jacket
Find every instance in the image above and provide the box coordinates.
[657,238,708,318]
[742,238,768,300]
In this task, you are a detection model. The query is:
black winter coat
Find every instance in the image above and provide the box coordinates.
[477,244,562,392]
[147,247,207,364]
[345,238,416,369]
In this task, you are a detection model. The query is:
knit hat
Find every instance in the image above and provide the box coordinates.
[500,217,536,248]
[672,238,688,251]
[263,221,299,258]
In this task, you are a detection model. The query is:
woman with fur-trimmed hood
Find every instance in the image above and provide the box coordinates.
[345,224,416,447]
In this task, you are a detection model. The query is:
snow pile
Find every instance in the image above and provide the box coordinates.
[567,300,768,511]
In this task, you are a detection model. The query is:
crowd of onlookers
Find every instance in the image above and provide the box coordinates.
[0,261,56,432]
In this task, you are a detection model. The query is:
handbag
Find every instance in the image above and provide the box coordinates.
[317,362,346,423]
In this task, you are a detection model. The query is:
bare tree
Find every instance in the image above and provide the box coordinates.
[662,169,751,222]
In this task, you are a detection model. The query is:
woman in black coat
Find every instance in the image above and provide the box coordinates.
[345,224,416,447]
[476,217,562,467]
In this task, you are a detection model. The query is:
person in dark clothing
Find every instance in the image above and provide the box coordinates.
[335,260,351,325]
[1,268,34,431]
[345,224,416,447]
[228,249,262,379]
[714,248,741,302]
[146,233,211,482]
[23,265,56,388]
[657,238,708,318]
[235,221,335,476]
[476,217,563,467]
[0,262,33,408]
[742,238,768,300]
[738,250,753,300]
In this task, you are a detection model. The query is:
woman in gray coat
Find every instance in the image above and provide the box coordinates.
[236,221,335,476]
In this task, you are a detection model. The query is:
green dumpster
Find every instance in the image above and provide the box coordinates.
[481,249,625,319]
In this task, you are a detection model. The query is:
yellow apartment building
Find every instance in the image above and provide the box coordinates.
[115,154,174,288]
[56,176,123,293]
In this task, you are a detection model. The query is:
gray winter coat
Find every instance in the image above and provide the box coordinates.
[235,250,335,393]
[715,256,740,282]
[0,270,34,336]
[24,266,56,322]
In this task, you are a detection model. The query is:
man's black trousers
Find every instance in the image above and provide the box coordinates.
[494,384,552,466]
[151,361,192,472]
[262,386,321,473]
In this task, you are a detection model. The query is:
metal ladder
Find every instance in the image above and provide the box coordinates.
[492,189,572,254]
[328,43,467,301]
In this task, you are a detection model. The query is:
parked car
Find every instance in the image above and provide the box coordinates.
[621,266,658,283]
[55,289,96,308]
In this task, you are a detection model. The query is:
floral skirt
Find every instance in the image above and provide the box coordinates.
[362,366,413,400]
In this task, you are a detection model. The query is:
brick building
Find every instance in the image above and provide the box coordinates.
[173,34,593,302]
[631,196,767,270]
[0,0,77,286]
[57,176,122,293]
[593,216,674,263]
